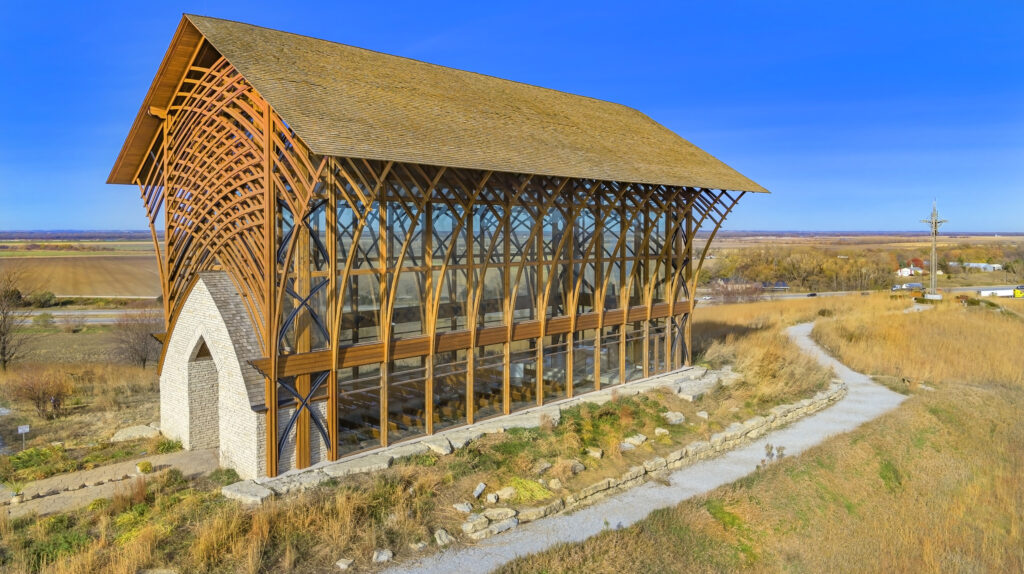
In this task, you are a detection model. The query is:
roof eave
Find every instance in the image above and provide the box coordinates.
[107,16,203,185]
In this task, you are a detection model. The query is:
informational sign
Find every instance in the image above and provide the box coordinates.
[17,425,29,434]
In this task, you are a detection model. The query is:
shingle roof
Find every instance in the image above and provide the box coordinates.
[111,15,767,193]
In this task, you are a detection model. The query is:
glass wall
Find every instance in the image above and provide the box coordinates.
[278,161,697,461]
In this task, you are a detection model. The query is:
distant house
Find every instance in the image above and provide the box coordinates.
[760,281,790,291]
[949,262,1003,273]
[896,266,924,277]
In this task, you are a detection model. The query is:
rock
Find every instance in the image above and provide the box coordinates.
[221,480,273,506]
[548,478,563,490]
[696,411,709,420]
[472,482,486,499]
[424,437,453,455]
[434,528,455,547]
[387,442,431,458]
[461,514,490,534]
[485,493,499,504]
[482,507,517,521]
[678,391,704,402]
[148,421,161,430]
[624,433,647,447]
[110,425,160,442]
[448,430,484,449]
[409,541,428,551]
[453,502,473,513]
[585,447,604,459]
[643,457,667,472]
[532,460,552,475]
[536,478,547,487]
[654,427,670,437]
[663,411,686,425]
[621,466,645,482]
[579,478,613,498]
[372,549,393,563]
[267,471,325,494]
[322,454,393,478]
[335,558,354,570]
[496,486,517,501]
[666,448,686,463]
[466,517,518,541]
[517,498,564,522]
[619,442,636,452]
[569,459,586,475]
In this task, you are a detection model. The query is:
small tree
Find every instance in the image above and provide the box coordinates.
[0,268,31,371]
[32,312,54,329]
[113,309,162,368]
[4,367,72,419]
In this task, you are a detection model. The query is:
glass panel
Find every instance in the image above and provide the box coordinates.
[604,260,622,311]
[509,338,538,411]
[473,204,504,264]
[599,326,621,386]
[337,200,380,270]
[436,269,468,332]
[387,202,426,268]
[572,329,596,395]
[308,200,329,271]
[545,263,569,318]
[387,357,427,443]
[509,206,536,262]
[434,350,468,431]
[574,207,597,261]
[477,267,505,327]
[576,262,597,315]
[338,273,381,345]
[511,265,538,321]
[337,364,382,455]
[474,344,504,420]
[624,321,645,383]
[543,335,568,402]
[648,318,668,375]
[432,203,467,266]
[543,206,569,260]
[391,270,426,338]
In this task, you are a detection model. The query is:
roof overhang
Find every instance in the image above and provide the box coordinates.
[107,16,203,184]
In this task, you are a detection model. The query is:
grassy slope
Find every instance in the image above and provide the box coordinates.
[499,300,1024,574]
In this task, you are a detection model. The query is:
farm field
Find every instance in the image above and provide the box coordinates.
[0,255,159,298]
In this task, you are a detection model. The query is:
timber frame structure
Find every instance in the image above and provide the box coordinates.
[109,15,767,478]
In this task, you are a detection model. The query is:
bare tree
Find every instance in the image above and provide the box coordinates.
[0,267,31,371]
[112,309,162,368]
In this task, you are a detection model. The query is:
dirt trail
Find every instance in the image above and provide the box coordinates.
[386,322,907,574]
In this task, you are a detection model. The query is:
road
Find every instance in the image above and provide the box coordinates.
[21,308,158,326]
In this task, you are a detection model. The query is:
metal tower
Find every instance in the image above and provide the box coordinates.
[920,201,947,297]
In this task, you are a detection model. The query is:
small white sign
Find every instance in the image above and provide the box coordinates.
[17,425,29,435]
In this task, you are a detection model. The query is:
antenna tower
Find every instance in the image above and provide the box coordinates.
[920,201,947,297]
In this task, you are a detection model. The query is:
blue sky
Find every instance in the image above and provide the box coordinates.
[1,1,1021,232]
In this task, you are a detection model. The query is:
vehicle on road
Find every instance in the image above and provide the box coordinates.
[807,293,817,297]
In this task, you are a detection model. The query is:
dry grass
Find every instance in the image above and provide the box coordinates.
[498,296,1024,574]
[0,256,159,298]
[813,301,1024,386]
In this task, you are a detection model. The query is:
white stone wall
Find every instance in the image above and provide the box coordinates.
[160,272,265,479]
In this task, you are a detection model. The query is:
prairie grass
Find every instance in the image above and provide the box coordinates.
[499,297,1024,574]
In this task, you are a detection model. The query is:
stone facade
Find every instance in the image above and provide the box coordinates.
[160,271,266,479]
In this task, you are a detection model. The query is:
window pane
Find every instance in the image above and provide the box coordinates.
[337,364,382,455]
[388,357,427,443]
[434,350,468,431]
[573,330,596,395]
[543,335,568,402]
[509,338,538,411]
[474,345,504,420]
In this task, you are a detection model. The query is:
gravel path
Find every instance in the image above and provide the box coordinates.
[387,322,907,574]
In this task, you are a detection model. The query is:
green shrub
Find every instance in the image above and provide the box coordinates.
[32,312,55,328]
[28,291,57,308]
[207,467,240,486]
[154,438,183,454]
[136,460,153,474]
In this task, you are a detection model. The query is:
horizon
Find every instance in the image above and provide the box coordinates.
[1,1,1022,232]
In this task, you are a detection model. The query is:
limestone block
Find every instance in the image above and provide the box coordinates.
[624,433,647,447]
[424,437,453,455]
[322,454,393,478]
[467,517,518,541]
[453,502,473,513]
[643,457,667,472]
[111,425,160,442]
[517,499,564,523]
[372,549,393,563]
[434,529,455,547]
[662,411,686,425]
[461,514,489,534]
[335,558,354,570]
[482,507,517,521]
[222,480,273,505]
[472,482,486,499]
[496,486,517,501]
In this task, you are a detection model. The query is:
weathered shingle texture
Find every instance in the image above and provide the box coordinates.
[186,15,766,193]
